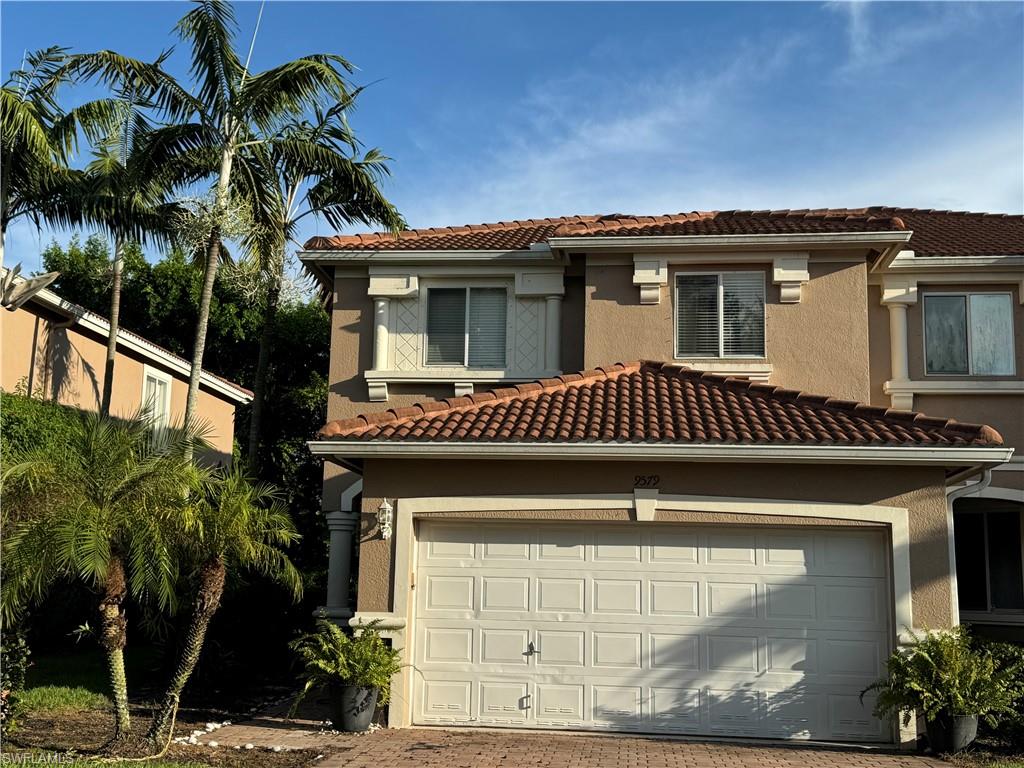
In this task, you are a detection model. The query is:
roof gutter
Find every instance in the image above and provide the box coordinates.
[546,230,913,252]
[307,440,1012,467]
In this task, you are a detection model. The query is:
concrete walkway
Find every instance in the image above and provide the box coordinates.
[203,697,948,768]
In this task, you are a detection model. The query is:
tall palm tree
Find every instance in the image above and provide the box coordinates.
[146,466,301,744]
[78,106,186,416]
[244,100,404,467]
[145,0,357,440]
[0,47,119,270]
[2,413,202,740]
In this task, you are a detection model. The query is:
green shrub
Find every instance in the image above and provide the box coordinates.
[862,627,1021,727]
[1,391,81,465]
[289,620,402,711]
[0,628,31,734]
[977,640,1024,744]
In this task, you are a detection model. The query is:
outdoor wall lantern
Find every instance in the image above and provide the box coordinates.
[377,498,394,540]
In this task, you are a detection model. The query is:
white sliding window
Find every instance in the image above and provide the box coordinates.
[924,292,1015,376]
[676,272,765,358]
[426,287,507,367]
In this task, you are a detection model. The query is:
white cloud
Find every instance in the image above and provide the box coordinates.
[391,24,1022,228]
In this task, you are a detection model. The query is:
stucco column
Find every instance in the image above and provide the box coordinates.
[544,295,562,371]
[324,510,359,618]
[372,297,390,371]
[886,302,914,409]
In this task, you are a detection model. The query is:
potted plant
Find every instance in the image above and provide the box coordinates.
[862,626,1020,753]
[289,619,402,732]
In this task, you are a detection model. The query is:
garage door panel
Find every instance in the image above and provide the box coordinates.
[414,522,892,741]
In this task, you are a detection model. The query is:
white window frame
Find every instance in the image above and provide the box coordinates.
[141,364,173,431]
[421,279,513,370]
[673,270,767,360]
[922,291,1017,377]
[956,505,1024,623]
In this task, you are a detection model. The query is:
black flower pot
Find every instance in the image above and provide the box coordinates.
[925,713,978,753]
[330,685,379,732]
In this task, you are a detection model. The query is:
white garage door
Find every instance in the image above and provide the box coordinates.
[413,521,892,742]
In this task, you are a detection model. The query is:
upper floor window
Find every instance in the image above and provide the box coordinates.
[426,287,508,368]
[924,292,1015,376]
[675,272,765,358]
[142,365,172,433]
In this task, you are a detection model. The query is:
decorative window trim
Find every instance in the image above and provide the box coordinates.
[633,253,808,305]
[673,270,767,360]
[921,291,1017,377]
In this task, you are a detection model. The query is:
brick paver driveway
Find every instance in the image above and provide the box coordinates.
[211,714,947,768]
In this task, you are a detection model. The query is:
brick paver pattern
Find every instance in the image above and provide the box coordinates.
[211,716,948,768]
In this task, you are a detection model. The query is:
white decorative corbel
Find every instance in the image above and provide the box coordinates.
[634,488,659,522]
[633,257,668,305]
[880,275,919,306]
[453,382,474,397]
[771,254,810,303]
[367,380,389,402]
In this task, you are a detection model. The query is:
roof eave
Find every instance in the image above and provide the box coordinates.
[547,230,913,252]
[26,282,253,404]
[298,244,555,265]
[307,440,1012,467]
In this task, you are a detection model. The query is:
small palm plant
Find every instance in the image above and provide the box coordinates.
[289,620,401,732]
[1,411,200,740]
[146,467,301,744]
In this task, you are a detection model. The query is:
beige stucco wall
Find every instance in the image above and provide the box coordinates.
[582,258,872,400]
[1,302,238,463]
[355,459,953,630]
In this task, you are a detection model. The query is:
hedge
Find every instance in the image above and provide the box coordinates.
[1,391,82,463]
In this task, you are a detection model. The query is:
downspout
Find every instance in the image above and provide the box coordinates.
[944,467,993,627]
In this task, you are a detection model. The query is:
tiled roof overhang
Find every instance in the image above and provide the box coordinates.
[302,208,1024,258]
[310,362,1011,469]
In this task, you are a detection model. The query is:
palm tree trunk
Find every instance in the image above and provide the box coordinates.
[98,555,131,740]
[245,273,280,469]
[183,140,235,446]
[147,556,226,746]
[100,239,123,417]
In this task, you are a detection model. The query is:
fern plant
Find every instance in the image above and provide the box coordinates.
[289,620,402,712]
[862,627,1022,727]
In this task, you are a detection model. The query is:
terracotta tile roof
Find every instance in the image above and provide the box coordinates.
[318,361,1002,447]
[304,207,1023,257]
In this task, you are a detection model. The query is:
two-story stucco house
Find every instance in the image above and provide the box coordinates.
[1,272,252,463]
[299,207,1023,745]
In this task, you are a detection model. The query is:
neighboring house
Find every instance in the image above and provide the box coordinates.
[299,207,1023,745]
[1,272,252,464]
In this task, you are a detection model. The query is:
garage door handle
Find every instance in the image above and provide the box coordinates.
[525,641,536,656]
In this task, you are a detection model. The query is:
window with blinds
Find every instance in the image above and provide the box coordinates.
[426,287,508,367]
[675,272,765,358]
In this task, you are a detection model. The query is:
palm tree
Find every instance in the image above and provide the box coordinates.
[244,100,404,467]
[78,108,186,416]
[1,413,201,740]
[147,0,357,440]
[146,466,301,744]
[0,47,119,270]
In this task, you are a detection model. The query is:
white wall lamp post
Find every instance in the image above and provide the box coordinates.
[377,498,394,540]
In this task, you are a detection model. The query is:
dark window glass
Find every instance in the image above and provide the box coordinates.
[426,288,466,365]
[988,511,1024,610]
[954,511,988,612]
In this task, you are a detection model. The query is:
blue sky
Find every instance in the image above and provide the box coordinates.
[3,1,1022,266]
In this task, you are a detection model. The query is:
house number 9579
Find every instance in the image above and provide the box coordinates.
[633,475,659,488]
